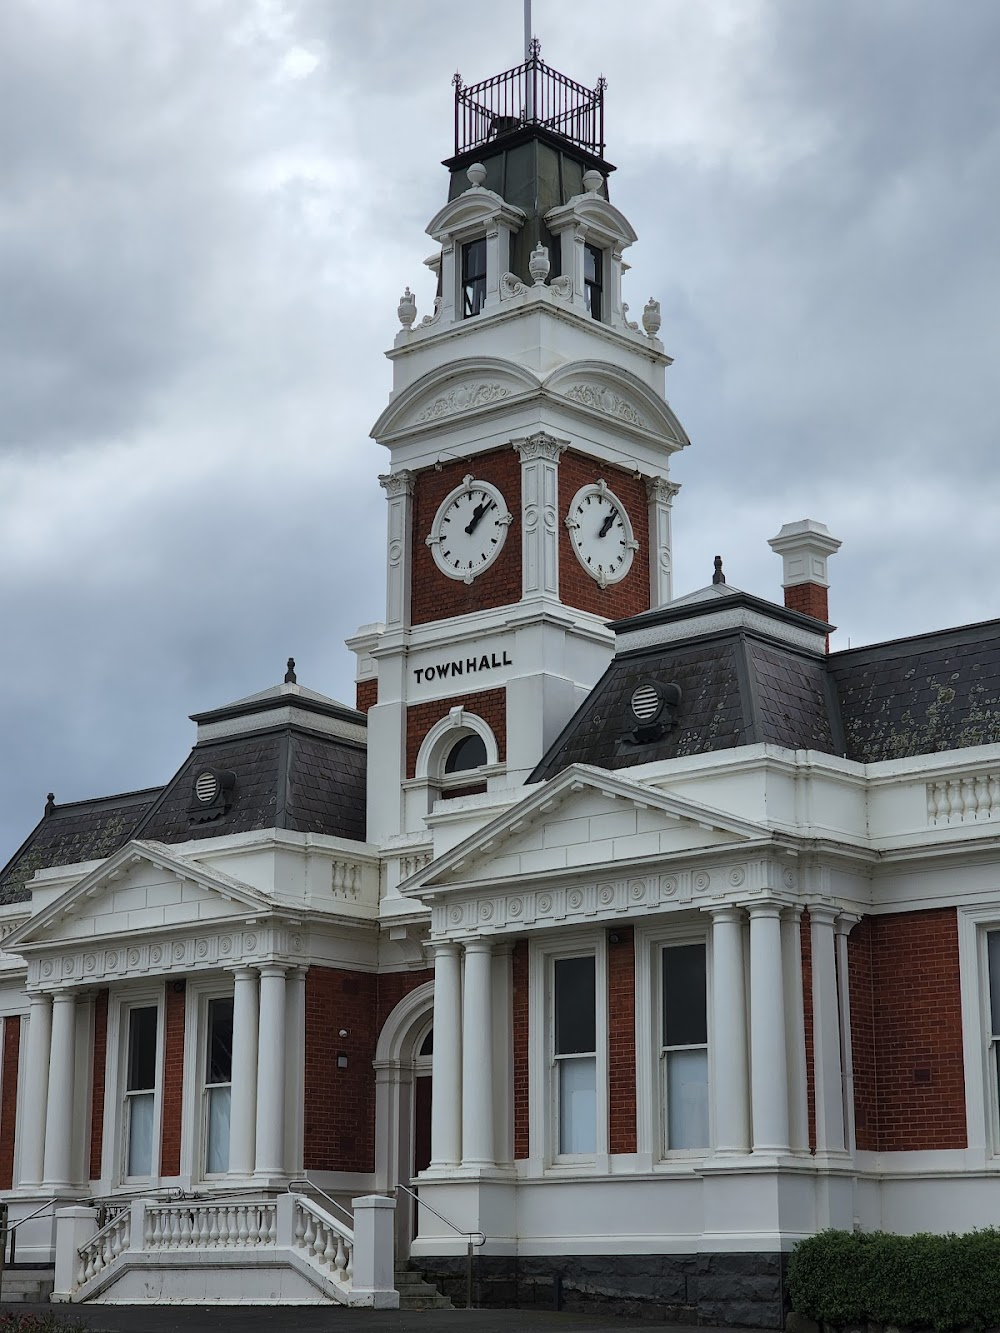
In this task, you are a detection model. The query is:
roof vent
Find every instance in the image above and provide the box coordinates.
[189,768,236,824]
[624,679,682,745]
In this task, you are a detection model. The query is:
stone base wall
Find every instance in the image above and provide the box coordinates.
[408,1251,787,1327]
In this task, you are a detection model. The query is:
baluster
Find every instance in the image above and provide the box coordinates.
[345,1239,353,1285]
[247,1207,261,1245]
[945,780,960,821]
[179,1209,191,1247]
[975,775,991,817]
[83,1246,96,1282]
[237,1206,249,1247]
[926,783,940,823]
[334,1233,347,1281]
[171,1210,183,1249]
[145,1209,157,1247]
[962,778,977,819]
[265,1206,277,1244]
[990,773,1000,815]
[322,1223,336,1271]
[294,1204,306,1249]
[304,1211,318,1256]
[208,1206,220,1247]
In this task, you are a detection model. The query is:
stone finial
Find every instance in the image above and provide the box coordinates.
[397,287,417,329]
[44,793,56,817]
[284,658,297,684]
[642,298,661,337]
[466,162,487,188]
[713,556,725,586]
[582,169,603,194]
[528,243,550,285]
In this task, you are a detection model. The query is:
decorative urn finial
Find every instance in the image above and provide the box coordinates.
[397,287,417,329]
[466,162,487,188]
[528,243,550,286]
[642,298,661,337]
[582,168,603,194]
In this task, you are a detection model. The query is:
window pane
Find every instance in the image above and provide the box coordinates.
[559,1057,596,1154]
[127,1007,158,1091]
[419,1027,434,1056]
[127,1091,155,1176]
[463,239,486,281]
[207,997,234,1085]
[584,244,600,285]
[445,734,487,774]
[989,933,1000,1035]
[666,1048,709,1150]
[206,1086,231,1174]
[662,944,707,1047]
[555,956,596,1054]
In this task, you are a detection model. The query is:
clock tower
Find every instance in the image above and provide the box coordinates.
[349,44,690,858]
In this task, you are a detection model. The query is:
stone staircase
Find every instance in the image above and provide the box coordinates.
[395,1263,454,1311]
[0,1265,56,1303]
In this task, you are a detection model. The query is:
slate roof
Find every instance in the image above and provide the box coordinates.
[830,618,1000,763]
[0,788,162,905]
[532,597,1000,781]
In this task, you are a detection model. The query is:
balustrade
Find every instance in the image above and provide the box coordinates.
[927,772,1000,824]
[292,1196,354,1286]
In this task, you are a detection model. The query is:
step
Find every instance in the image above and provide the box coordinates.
[0,1268,55,1303]
[394,1266,454,1311]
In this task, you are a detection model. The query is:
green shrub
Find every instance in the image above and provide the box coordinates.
[0,1315,88,1333]
[787,1229,1000,1332]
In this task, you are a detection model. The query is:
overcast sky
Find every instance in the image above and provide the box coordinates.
[1,0,998,862]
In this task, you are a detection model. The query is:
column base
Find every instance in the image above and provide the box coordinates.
[252,1172,291,1190]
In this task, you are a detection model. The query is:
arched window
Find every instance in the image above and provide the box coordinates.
[444,733,488,774]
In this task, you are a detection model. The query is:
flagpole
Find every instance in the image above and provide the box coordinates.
[524,0,531,60]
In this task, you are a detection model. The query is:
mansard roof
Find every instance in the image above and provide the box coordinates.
[532,592,1000,781]
[0,679,368,904]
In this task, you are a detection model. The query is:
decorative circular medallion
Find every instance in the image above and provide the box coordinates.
[63,958,74,974]
[693,871,711,893]
[127,949,140,967]
[599,884,614,905]
[150,946,163,964]
[196,940,208,959]
[106,952,118,969]
[480,903,494,921]
[244,934,257,951]
[660,876,677,897]
[450,907,463,924]
[508,898,523,918]
[537,894,552,913]
[783,868,797,890]
[426,475,513,584]
[173,943,185,960]
[568,890,584,910]
[629,879,646,901]
[42,961,53,977]
[565,480,639,588]
[729,867,746,888]
[84,954,97,973]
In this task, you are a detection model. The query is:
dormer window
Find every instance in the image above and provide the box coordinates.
[584,243,603,320]
[462,238,487,317]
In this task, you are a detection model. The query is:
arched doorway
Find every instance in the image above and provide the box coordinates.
[374,982,434,1257]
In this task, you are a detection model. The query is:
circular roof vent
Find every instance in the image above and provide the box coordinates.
[630,683,661,723]
[195,770,220,804]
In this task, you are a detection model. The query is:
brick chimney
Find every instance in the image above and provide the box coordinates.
[768,519,841,627]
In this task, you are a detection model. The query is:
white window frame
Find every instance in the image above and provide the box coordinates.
[182,976,236,1183]
[528,931,608,1172]
[635,921,713,1169]
[104,986,166,1189]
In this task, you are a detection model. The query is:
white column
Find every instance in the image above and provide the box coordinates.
[254,964,287,1178]
[20,993,52,1187]
[378,470,414,632]
[491,943,514,1167]
[749,901,790,1154]
[430,942,462,1169]
[810,905,846,1155]
[835,914,859,1153]
[708,907,750,1154]
[462,939,495,1169]
[515,433,564,600]
[229,967,259,1177]
[43,992,77,1188]
[782,906,810,1153]
[645,476,680,607]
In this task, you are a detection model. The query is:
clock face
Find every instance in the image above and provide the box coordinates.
[426,475,512,584]
[565,480,638,588]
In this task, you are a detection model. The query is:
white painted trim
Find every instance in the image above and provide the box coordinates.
[104,984,167,1192]
[414,710,500,782]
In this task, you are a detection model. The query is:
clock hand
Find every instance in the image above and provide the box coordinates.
[598,511,617,538]
[465,500,494,535]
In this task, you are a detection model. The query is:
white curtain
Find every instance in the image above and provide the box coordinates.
[206,1086,231,1174]
[127,1092,155,1177]
[559,1056,597,1154]
[666,1048,709,1150]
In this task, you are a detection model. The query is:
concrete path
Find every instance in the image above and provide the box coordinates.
[0,1302,746,1332]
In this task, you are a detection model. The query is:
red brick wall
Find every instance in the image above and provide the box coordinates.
[411,450,523,625]
[90,990,109,1180]
[867,908,966,1151]
[608,927,637,1154]
[800,911,816,1153]
[0,1015,21,1190]
[160,983,185,1176]
[303,967,433,1174]
[849,919,877,1150]
[558,452,650,619]
[356,679,377,713]
[512,941,529,1160]
[405,687,506,778]
[784,582,829,624]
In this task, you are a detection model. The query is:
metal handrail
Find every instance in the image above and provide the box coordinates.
[394,1182,485,1248]
[4,1198,56,1234]
[286,1177,355,1229]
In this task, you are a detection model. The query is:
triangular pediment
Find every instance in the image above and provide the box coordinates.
[5,840,273,952]
[401,765,770,897]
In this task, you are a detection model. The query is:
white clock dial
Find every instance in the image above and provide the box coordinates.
[426,475,512,584]
[565,480,638,588]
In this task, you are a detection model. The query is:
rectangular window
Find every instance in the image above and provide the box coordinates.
[124,1006,158,1178]
[584,243,603,321]
[987,933,1000,1138]
[661,943,708,1151]
[462,238,487,318]
[554,955,597,1155]
[204,997,234,1175]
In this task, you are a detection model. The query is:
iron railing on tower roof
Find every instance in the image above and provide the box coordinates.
[453,39,606,161]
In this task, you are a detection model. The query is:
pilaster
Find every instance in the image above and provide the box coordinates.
[378,470,415,631]
[810,904,847,1156]
[514,433,565,601]
[645,475,679,607]
[782,905,810,1153]
[748,901,790,1154]
[835,914,860,1153]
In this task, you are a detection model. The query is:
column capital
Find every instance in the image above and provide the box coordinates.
[746,897,787,920]
[645,475,681,504]
[463,937,494,957]
[511,431,567,464]
[257,962,289,980]
[834,911,862,935]
[781,903,805,924]
[228,964,260,980]
[431,939,462,960]
[378,469,415,498]
[807,902,840,927]
[27,989,52,1006]
[701,904,745,925]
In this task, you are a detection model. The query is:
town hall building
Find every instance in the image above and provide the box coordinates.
[1,44,999,1325]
